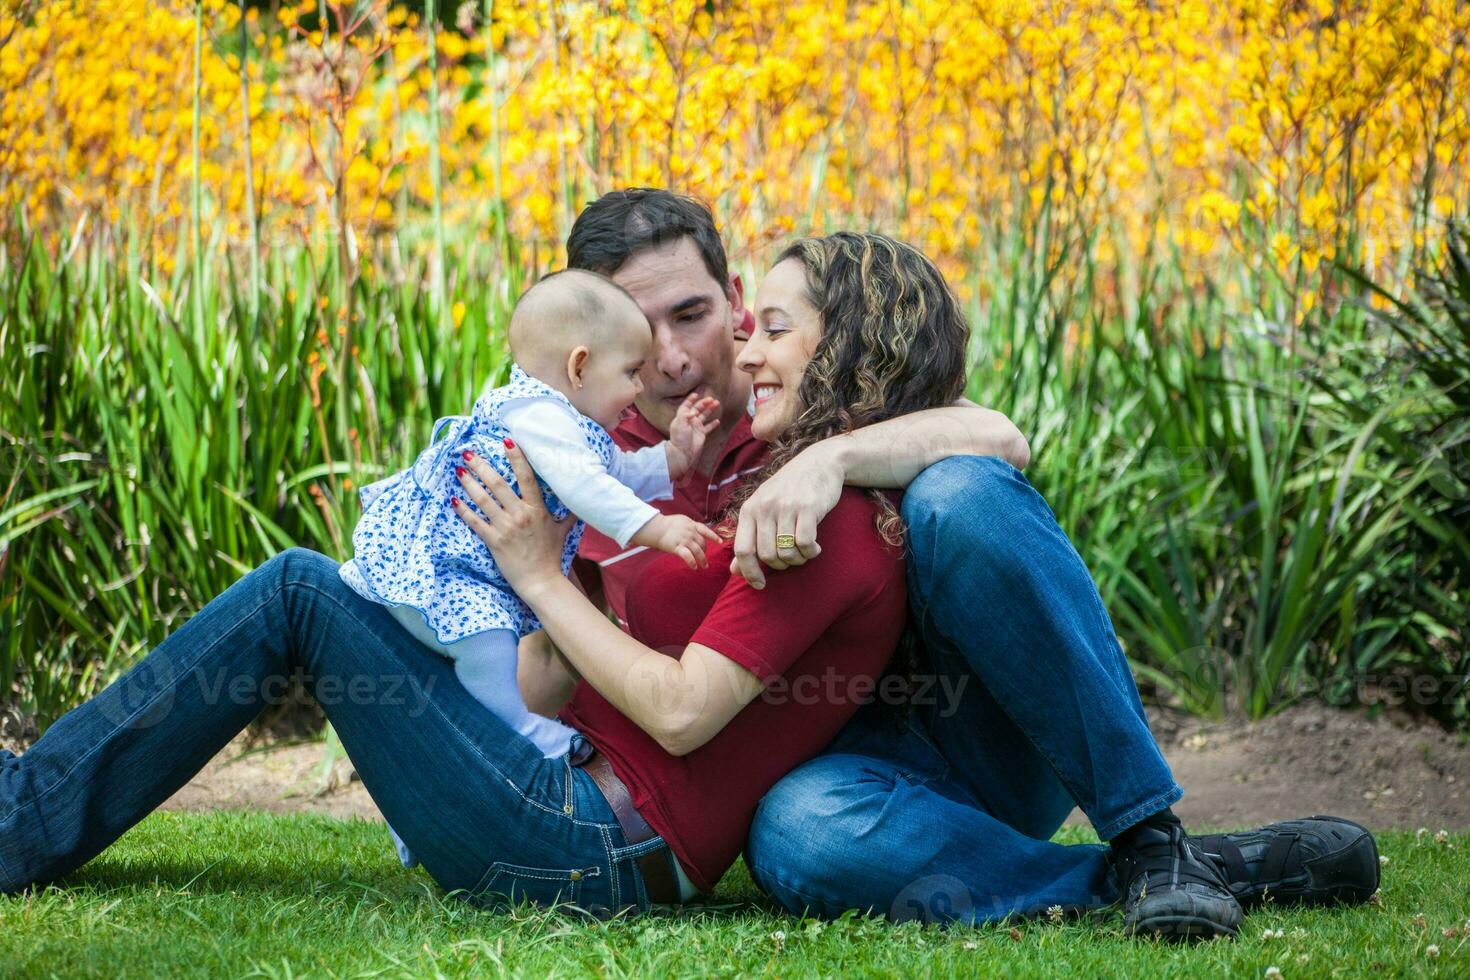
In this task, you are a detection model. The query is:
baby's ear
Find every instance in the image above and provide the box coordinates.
[565,346,591,387]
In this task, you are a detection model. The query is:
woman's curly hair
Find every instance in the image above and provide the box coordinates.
[724,231,971,545]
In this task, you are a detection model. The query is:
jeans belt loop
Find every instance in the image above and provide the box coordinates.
[574,748,680,904]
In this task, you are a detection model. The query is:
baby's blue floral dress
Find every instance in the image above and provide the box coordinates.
[339,364,614,642]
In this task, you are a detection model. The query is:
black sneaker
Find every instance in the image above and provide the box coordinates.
[1191,815,1380,909]
[1111,823,1244,940]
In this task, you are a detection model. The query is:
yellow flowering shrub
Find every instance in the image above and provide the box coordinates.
[1,0,1467,306]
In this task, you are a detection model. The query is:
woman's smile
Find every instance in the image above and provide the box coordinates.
[751,381,786,433]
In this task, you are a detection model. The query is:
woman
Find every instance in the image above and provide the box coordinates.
[0,232,965,914]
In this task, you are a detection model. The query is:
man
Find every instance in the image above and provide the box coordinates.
[520,189,1379,938]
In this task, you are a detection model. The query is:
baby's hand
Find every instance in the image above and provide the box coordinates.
[665,393,721,479]
[631,513,721,570]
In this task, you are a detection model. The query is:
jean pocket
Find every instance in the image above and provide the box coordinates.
[472,860,601,909]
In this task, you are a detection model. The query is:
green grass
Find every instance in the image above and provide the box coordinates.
[1,815,1466,977]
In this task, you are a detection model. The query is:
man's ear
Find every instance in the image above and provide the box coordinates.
[728,273,754,342]
[565,346,591,388]
[727,272,746,313]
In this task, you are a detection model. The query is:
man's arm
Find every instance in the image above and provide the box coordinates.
[828,399,1030,485]
[731,401,1029,587]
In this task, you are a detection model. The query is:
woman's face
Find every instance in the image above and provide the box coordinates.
[736,258,823,442]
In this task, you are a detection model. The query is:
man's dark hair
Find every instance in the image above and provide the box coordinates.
[566,188,730,289]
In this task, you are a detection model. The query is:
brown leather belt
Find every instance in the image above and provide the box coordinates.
[574,747,681,905]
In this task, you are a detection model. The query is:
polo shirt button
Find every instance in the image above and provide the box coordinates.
[569,870,583,881]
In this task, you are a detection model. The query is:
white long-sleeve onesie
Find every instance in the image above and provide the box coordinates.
[500,397,673,547]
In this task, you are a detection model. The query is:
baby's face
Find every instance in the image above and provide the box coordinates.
[569,323,652,431]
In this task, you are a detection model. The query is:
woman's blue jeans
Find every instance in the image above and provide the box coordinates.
[745,456,1183,925]
[0,548,667,914]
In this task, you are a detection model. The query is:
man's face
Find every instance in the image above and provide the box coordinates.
[609,237,745,434]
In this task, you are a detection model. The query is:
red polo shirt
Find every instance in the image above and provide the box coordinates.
[559,488,907,892]
[574,406,767,624]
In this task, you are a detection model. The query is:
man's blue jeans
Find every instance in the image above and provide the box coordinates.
[0,549,668,913]
[745,456,1183,925]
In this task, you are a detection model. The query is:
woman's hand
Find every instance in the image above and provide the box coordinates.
[730,441,840,589]
[452,441,575,595]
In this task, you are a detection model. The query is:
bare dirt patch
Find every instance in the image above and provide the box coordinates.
[1125,701,1470,832]
[158,736,384,822]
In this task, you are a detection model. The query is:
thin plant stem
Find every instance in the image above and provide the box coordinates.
[191,0,205,336]
[425,0,448,328]
[387,42,407,275]
[483,0,508,272]
[239,0,261,328]
[544,0,572,244]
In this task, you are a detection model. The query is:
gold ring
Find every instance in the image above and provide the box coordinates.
[776,534,798,550]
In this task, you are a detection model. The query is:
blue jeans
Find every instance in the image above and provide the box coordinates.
[745,456,1182,925]
[0,548,669,914]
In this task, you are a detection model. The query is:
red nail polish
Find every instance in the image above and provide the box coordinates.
[448,497,458,507]
[455,466,465,477]
[503,437,516,449]
[462,450,473,461]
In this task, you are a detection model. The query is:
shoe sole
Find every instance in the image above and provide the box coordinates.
[1127,913,1240,941]
[1236,816,1380,910]
[1125,890,1243,941]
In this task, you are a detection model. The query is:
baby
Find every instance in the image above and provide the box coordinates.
[339,269,719,866]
